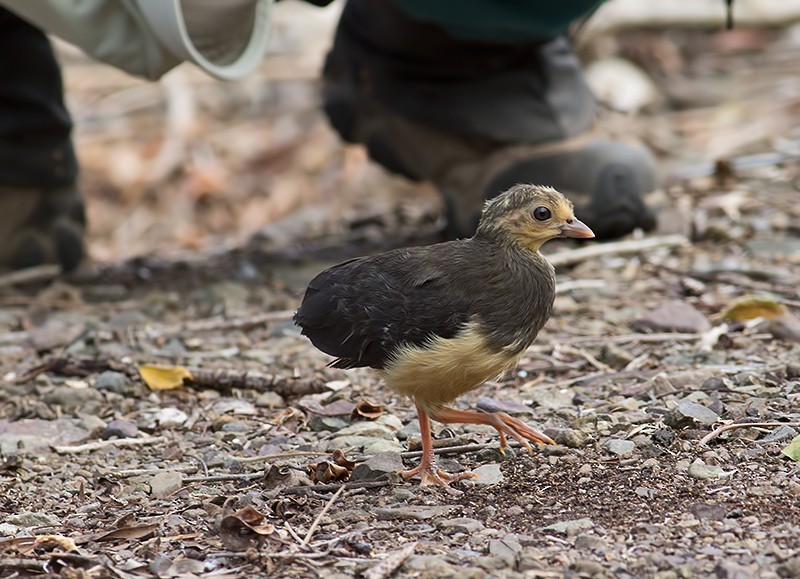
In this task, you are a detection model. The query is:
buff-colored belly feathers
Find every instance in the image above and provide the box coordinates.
[381,322,520,409]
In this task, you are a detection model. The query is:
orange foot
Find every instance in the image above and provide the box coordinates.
[400,464,475,487]
[430,407,555,452]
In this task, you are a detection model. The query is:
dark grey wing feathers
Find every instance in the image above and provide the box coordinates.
[293,247,473,369]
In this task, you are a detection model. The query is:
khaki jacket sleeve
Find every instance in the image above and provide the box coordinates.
[0,0,180,80]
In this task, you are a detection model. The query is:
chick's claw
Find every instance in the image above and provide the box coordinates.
[495,411,556,449]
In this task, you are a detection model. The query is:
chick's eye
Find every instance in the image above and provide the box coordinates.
[533,206,551,221]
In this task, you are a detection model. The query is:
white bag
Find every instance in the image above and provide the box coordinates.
[0,0,271,80]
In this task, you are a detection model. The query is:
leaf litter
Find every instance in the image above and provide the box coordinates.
[2,5,800,578]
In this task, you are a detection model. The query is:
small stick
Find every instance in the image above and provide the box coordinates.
[400,440,528,459]
[231,451,331,463]
[559,344,611,372]
[363,542,418,579]
[547,234,688,268]
[183,472,265,483]
[284,521,305,546]
[53,436,166,454]
[284,480,390,495]
[698,421,800,447]
[158,310,295,337]
[302,484,345,546]
[556,279,608,294]
[0,264,60,288]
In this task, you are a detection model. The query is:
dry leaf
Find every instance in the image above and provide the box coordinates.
[137,364,193,391]
[2,534,78,555]
[331,449,356,470]
[782,434,800,462]
[308,460,351,483]
[721,296,786,321]
[97,522,160,542]
[218,505,275,551]
[307,449,356,483]
[352,399,384,421]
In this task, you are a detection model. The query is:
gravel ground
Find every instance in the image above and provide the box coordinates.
[2,11,800,579]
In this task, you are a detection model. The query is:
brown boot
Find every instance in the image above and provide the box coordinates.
[0,184,85,272]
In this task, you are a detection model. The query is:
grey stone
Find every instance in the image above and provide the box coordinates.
[392,487,415,500]
[330,509,372,523]
[7,511,60,527]
[600,343,635,368]
[528,387,573,409]
[777,557,800,579]
[476,555,515,571]
[571,560,607,576]
[759,425,798,443]
[139,407,188,429]
[575,534,608,552]
[488,538,522,558]
[351,452,404,481]
[476,446,516,462]
[691,502,727,521]
[687,460,728,480]
[544,427,587,448]
[632,301,711,334]
[540,518,595,535]
[471,463,504,485]
[150,471,184,498]
[94,371,132,394]
[308,414,349,432]
[43,386,103,413]
[254,391,285,408]
[439,517,485,534]
[375,505,453,521]
[402,555,458,576]
[334,421,396,439]
[714,560,758,579]
[396,419,420,441]
[664,401,719,428]
[103,419,138,439]
[220,420,250,432]
[603,438,635,456]
[363,439,405,455]
[476,397,533,415]
[0,418,89,454]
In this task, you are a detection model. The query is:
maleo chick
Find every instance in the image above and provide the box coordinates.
[294,184,594,486]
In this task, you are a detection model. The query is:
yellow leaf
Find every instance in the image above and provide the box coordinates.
[721,296,785,322]
[137,364,193,391]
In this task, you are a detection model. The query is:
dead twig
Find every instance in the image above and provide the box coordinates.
[53,436,166,454]
[0,264,60,288]
[363,542,418,579]
[183,472,265,483]
[556,279,608,294]
[0,559,45,572]
[158,310,296,337]
[302,484,345,546]
[556,332,703,347]
[284,480,390,495]
[231,451,333,463]
[547,234,688,268]
[558,344,612,372]
[16,354,327,398]
[698,422,800,447]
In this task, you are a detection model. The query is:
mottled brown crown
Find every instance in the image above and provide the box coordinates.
[475,184,574,241]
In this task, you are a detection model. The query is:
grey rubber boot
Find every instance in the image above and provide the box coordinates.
[0,184,86,272]
[322,0,658,239]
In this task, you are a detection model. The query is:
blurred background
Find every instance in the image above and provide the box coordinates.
[60,0,800,265]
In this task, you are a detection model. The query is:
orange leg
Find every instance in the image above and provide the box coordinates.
[428,406,555,451]
[401,400,475,487]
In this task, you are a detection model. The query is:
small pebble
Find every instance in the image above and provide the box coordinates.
[102,419,138,439]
